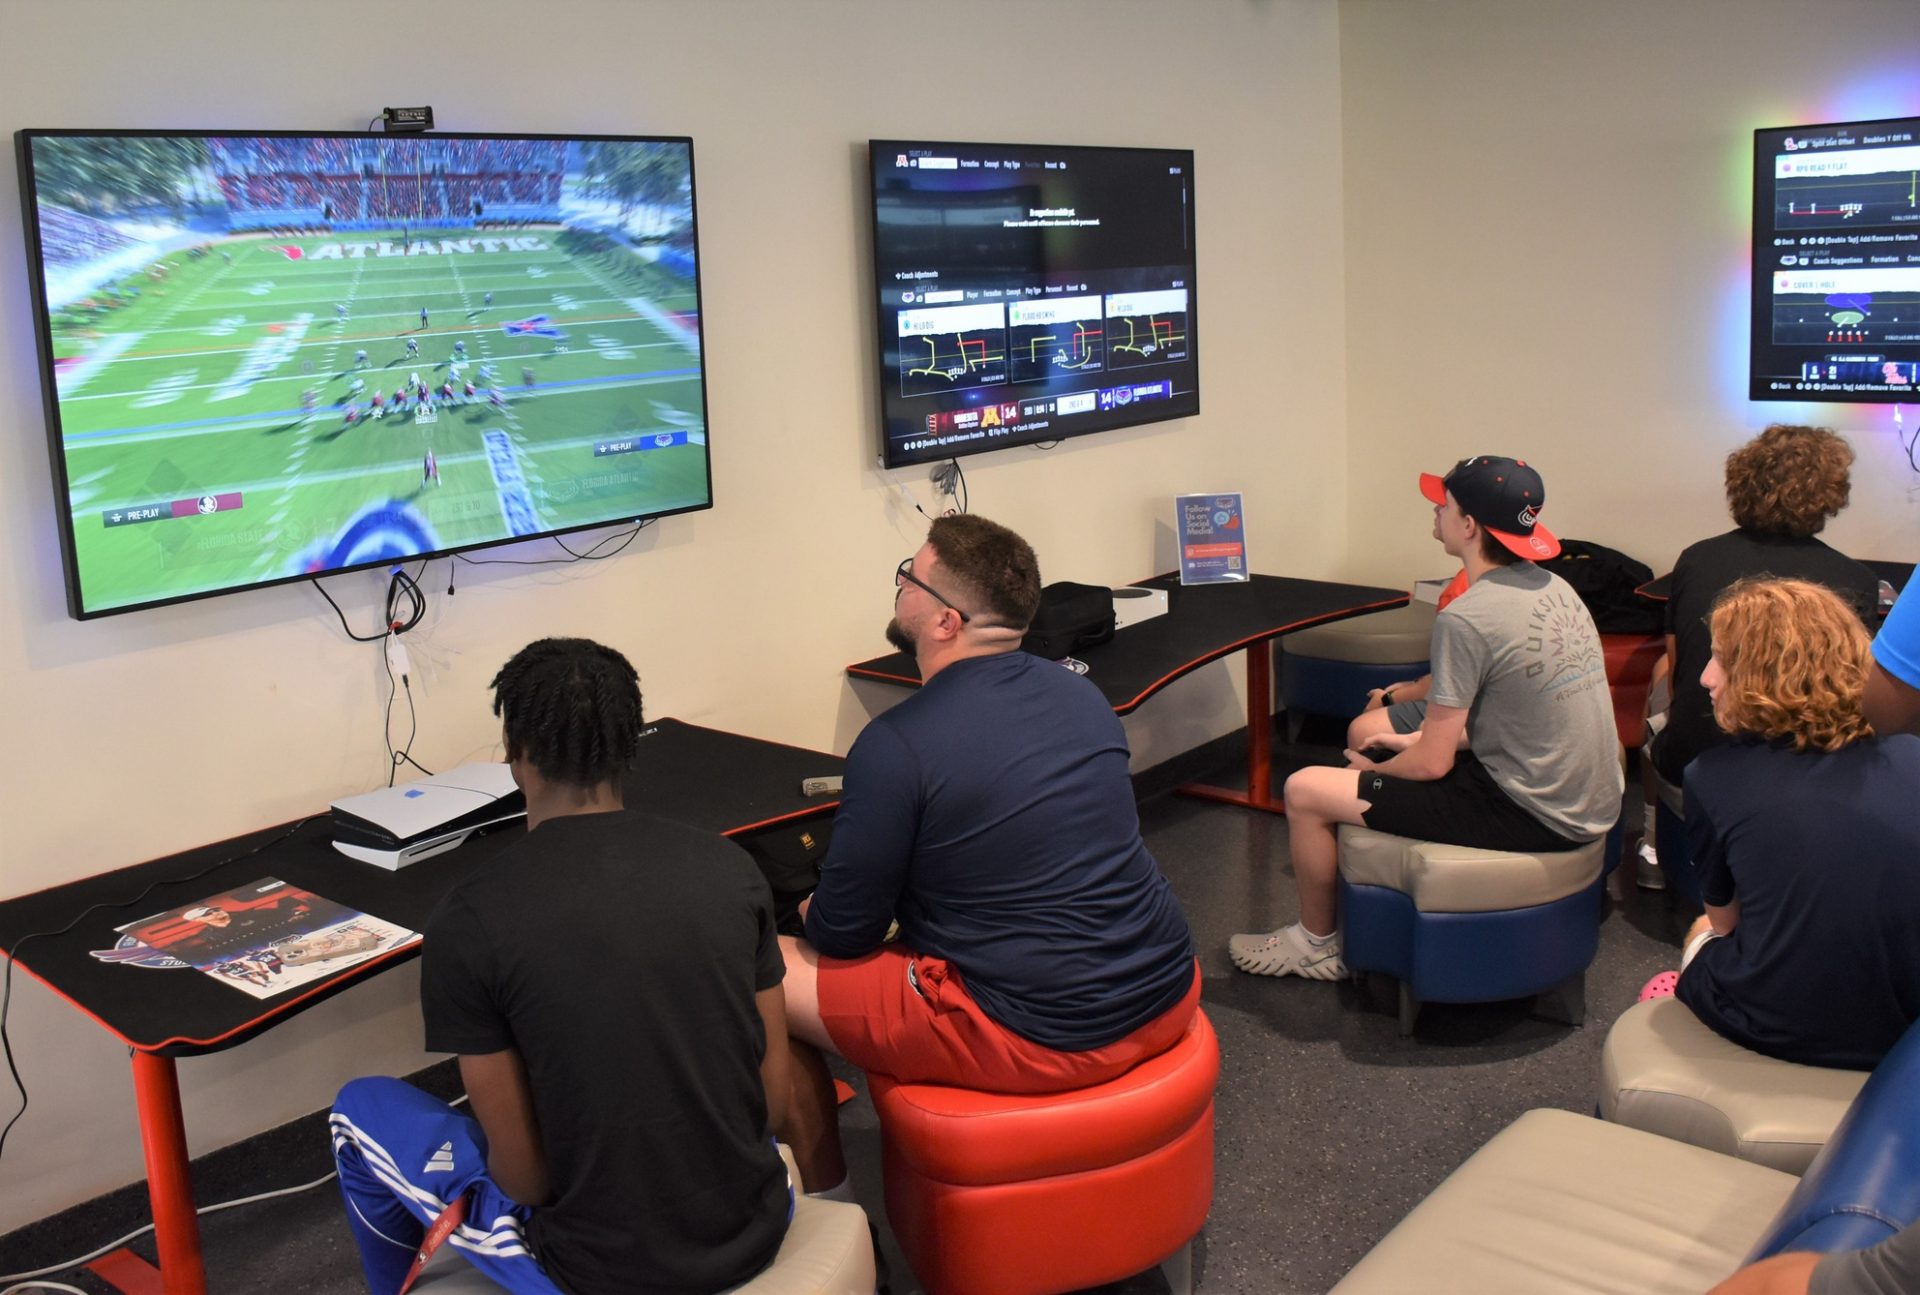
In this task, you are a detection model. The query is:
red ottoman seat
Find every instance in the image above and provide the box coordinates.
[868,1008,1219,1295]
[1601,632,1664,750]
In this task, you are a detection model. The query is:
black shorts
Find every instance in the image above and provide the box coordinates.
[1356,752,1586,854]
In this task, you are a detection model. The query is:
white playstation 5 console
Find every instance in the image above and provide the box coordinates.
[330,763,526,870]
[1111,585,1170,630]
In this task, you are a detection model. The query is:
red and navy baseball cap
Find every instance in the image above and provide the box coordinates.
[1418,456,1560,560]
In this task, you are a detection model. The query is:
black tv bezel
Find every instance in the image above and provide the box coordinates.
[1750,112,1920,405]
[867,138,1199,470]
[16,127,715,620]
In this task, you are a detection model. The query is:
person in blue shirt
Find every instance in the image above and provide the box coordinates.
[774,515,1198,1201]
[1865,571,1920,737]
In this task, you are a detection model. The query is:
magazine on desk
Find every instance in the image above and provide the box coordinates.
[87,877,420,999]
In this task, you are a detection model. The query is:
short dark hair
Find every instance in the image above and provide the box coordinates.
[1725,424,1853,536]
[491,638,644,788]
[926,515,1043,629]
[1476,528,1521,566]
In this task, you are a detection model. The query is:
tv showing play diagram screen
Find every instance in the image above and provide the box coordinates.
[16,129,713,618]
[870,140,1198,469]
[1751,114,1920,401]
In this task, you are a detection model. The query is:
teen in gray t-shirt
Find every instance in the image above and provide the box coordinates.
[1430,563,1622,841]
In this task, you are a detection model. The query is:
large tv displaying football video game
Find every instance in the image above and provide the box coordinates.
[870,140,1198,469]
[1752,114,1920,401]
[17,129,713,618]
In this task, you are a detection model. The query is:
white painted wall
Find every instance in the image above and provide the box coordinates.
[1339,0,1920,588]
[0,0,1350,1231]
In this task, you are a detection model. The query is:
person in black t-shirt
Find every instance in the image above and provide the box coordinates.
[1639,425,1878,881]
[330,639,793,1294]
[1675,580,1920,1069]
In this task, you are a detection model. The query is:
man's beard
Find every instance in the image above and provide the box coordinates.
[884,616,915,654]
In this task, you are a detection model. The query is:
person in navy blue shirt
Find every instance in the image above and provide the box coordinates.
[1676,578,1920,1069]
[774,515,1198,1201]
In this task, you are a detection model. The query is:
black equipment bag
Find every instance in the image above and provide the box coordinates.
[1021,582,1116,659]
[736,819,833,937]
[1540,539,1663,634]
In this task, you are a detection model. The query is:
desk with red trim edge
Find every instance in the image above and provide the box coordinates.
[846,573,1410,813]
[0,717,842,1295]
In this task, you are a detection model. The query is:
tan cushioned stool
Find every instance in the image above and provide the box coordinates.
[1600,997,1868,1176]
[1283,601,1437,664]
[1332,1109,1795,1294]
[1337,824,1605,913]
[414,1145,875,1294]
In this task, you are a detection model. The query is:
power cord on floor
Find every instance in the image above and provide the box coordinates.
[0,1170,336,1288]
[0,1094,468,1289]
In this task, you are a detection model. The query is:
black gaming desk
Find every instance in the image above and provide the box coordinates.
[848,573,1410,813]
[0,718,843,1295]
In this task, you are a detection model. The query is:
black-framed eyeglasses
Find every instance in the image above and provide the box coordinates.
[894,556,972,623]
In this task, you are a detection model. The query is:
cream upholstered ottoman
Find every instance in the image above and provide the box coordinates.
[413,1145,876,1293]
[1279,601,1434,734]
[1337,825,1607,1034]
[1331,1109,1795,1293]
[1600,996,1868,1175]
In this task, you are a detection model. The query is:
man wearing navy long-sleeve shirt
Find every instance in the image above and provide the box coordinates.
[776,515,1198,1199]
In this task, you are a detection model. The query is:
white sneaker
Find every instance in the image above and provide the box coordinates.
[1228,923,1348,980]
[1635,840,1666,891]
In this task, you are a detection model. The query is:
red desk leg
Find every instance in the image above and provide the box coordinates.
[1178,643,1287,814]
[92,1050,206,1295]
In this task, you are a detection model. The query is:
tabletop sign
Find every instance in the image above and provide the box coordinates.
[1176,492,1250,585]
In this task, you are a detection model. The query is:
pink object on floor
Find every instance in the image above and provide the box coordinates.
[1639,970,1679,1001]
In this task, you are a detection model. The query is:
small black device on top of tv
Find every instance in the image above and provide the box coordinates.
[1751,114,1920,402]
[869,140,1198,469]
[16,129,713,619]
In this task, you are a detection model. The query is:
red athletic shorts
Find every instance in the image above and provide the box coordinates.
[817,947,1201,1093]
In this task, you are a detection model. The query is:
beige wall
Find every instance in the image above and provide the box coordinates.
[1339,0,1920,589]
[0,0,1350,1230]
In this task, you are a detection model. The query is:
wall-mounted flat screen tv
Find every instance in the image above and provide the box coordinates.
[870,140,1197,469]
[1752,114,1920,401]
[17,129,712,618]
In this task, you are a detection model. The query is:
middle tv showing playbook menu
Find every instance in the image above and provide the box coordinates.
[871,141,1198,469]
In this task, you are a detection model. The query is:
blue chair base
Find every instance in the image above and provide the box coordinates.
[1601,816,1624,881]
[1279,653,1430,724]
[1340,876,1603,1034]
[1653,799,1701,907]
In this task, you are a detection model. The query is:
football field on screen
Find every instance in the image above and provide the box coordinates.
[52,229,708,611]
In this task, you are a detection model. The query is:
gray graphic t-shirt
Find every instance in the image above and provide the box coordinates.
[1428,563,1623,841]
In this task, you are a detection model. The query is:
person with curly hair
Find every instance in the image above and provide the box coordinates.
[1654,426,1879,788]
[1636,425,1880,887]
[1673,579,1920,1069]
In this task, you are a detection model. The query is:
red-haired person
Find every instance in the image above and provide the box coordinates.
[1675,578,1920,1069]
[1643,426,1878,882]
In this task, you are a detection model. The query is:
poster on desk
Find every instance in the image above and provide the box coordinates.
[1176,493,1249,585]
[88,877,420,999]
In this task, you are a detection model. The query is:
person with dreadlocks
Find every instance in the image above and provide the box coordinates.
[328,639,794,1294]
